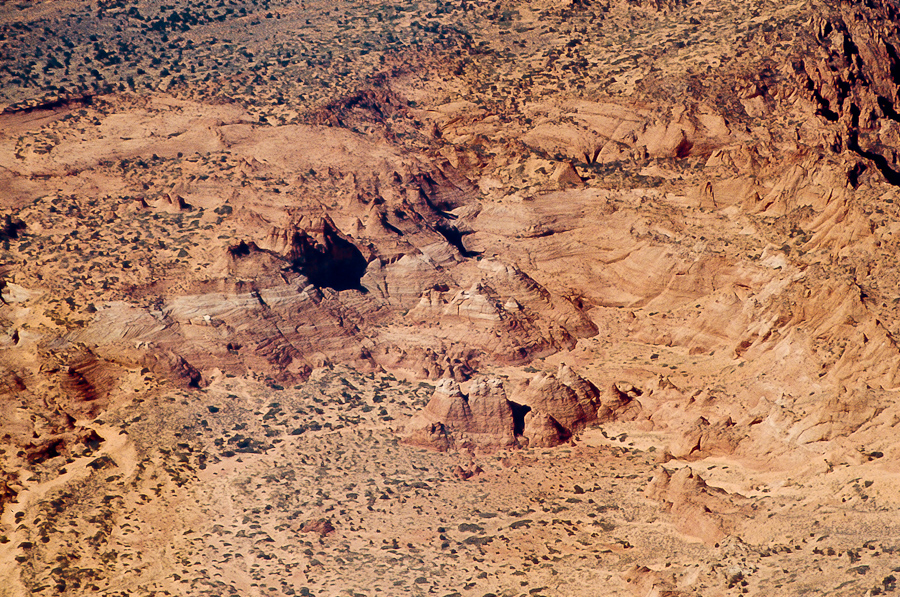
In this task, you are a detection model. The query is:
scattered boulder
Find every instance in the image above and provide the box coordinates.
[300,519,336,537]
[453,464,484,480]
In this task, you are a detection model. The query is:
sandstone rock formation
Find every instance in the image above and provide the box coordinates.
[549,161,583,188]
[299,519,336,537]
[623,565,687,597]
[404,378,518,451]
[646,466,746,546]
[4,0,900,594]
[521,410,570,448]
[667,416,743,461]
[404,366,604,450]
[510,365,602,438]
[597,381,644,423]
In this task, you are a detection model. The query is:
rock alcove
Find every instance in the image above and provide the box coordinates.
[289,219,368,291]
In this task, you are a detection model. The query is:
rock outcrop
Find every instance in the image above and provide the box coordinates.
[299,519,336,537]
[789,0,900,186]
[623,565,687,597]
[404,367,603,451]
[0,472,17,517]
[7,0,900,592]
[645,466,746,546]
[61,350,123,418]
[404,378,518,451]
[510,365,602,437]
[667,416,742,460]
[287,216,369,291]
[522,410,570,448]
[597,381,644,423]
[467,378,518,448]
[549,161,583,187]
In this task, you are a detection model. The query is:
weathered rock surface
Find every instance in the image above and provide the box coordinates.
[646,466,746,546]
[522,410,570,448]
[4,0,900,594]
[404,378,518,450]
[510,366,602,436]
[404,367,603,450]
[597,381,644,423]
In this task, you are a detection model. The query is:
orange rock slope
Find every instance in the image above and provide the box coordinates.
[3,0,900,595]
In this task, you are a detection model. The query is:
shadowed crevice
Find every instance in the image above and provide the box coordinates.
[509,401,532,437]
[436,223,481,258]
[289,221,369,292]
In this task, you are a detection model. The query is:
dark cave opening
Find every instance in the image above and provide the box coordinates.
[509,401,532,437]
[228,240,252,257]
[0,215,26,242]
[290,227,369,292]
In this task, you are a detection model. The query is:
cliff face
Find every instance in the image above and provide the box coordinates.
[2,0,900,595]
